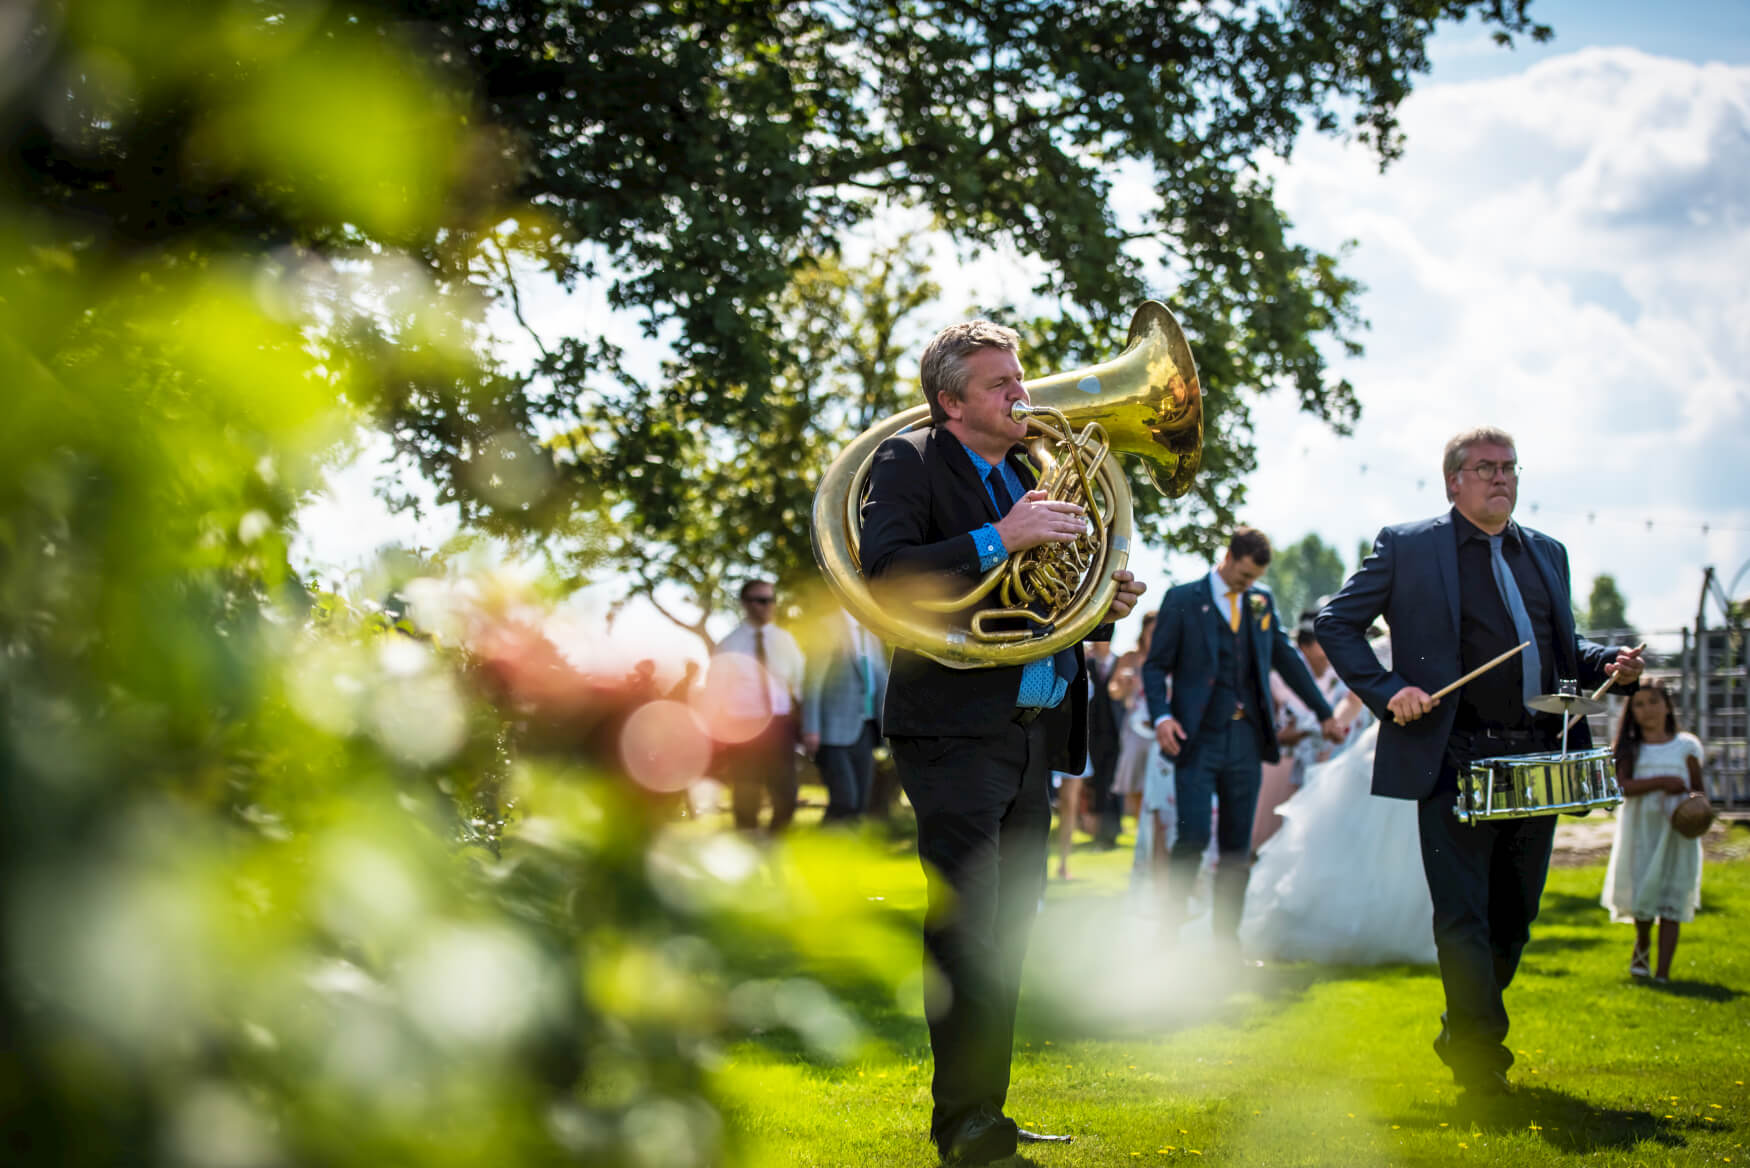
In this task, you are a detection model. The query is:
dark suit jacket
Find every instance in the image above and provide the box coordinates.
[1085,652,1125,778]
[1140,577,1333,765]
[859,424,1107,772]
[1315,510,1621,801]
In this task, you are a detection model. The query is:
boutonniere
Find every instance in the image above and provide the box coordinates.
[1249,593,1270,630]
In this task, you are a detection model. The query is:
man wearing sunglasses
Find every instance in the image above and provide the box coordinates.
[711,579,807,833]
[1318,426,1643,1107]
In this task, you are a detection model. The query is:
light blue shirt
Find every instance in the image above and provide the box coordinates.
[963,447,1067,710]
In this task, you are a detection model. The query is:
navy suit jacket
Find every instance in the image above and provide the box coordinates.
[1315,510,1621,801]
[859,424,1109,772]
[1140,577,1332,765]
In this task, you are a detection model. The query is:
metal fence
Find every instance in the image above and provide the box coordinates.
[1581,620,1748,811]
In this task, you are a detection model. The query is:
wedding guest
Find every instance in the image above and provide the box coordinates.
[1250,672,1312,853]
[1085,639,1125,848]
[1602,679,1707,983]
[1143,528,1342,951]
[1110,613,1158,820]
[667,659,700,702]
[710,579,806,834]
[802,608,888,823]
[1053,758,1091,880]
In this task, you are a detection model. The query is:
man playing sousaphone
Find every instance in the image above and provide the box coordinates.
[859,319,1147,1164]
[1316,425,1643,1104]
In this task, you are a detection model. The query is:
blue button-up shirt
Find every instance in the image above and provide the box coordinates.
[963,448,1068,711]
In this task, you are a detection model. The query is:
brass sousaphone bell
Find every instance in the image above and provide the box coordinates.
[810,301,1203,668]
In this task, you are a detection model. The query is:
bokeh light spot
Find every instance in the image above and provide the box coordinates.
[690,653,773,745]
[619,700,712,793]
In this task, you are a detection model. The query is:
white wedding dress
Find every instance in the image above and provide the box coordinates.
[1237,721,1438,965]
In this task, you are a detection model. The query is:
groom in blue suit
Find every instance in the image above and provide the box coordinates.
[1142,527,1344,947]
[1317,426,1643,1102]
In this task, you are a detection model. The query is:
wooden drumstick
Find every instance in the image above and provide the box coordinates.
[1393,641,1528,725]
[1564,641,1648,732]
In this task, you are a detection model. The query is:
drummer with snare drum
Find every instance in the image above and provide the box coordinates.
[1316,425,1643,1105]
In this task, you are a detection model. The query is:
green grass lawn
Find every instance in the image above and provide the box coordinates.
[716,814,1749,1167]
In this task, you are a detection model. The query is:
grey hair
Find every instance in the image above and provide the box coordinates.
[919,320,1020,426]
[1442,426,1516,500]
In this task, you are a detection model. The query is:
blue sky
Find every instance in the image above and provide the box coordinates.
[296,1,1750,672]
[1428,0,1750,81]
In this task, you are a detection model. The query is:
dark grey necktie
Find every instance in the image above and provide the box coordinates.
[1488,533,1543,710]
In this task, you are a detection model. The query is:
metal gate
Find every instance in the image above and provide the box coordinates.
[1582,568,1748,812]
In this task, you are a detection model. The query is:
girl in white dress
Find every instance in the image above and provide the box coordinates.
[1601,680,1706,983]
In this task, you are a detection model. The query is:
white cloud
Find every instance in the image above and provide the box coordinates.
[1233,47,1750,635]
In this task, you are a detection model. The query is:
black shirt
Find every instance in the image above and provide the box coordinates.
[1451,510,1556,733]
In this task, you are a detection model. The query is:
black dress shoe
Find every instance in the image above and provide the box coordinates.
[939,1110,1018,1165]
[1456,1069,1511,1106]
[1016,1126,1074,1144]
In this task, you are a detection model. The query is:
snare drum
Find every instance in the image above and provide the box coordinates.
[1454,748,1621,825]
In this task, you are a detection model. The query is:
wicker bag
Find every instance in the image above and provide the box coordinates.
[1670,792,1716,841]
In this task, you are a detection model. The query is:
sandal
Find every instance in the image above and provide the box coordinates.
[1630,945,1651,978]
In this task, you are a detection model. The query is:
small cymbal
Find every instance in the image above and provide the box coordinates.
[1526,692,1606,716]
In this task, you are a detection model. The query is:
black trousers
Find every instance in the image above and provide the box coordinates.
[891,718,1052,1145]
[1088,749,1122,845]
[816,719,879,822]
[724,715,799,832]
[1416,753,1558,1086]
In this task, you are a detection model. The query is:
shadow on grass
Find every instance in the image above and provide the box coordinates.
[1647,977,1740,1002]
[1534,889,1611,924]
[1017,955,1434,1045]
[1393,1085,1710,1153]
[1517,932,1606,953]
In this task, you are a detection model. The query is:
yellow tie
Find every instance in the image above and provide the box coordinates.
[1226,589,1242,633]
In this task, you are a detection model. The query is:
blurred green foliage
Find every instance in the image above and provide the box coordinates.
[1264,532,1349,625]
[1,4,911,1164]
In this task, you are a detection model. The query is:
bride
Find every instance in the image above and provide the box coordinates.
[1238,640,1437,965]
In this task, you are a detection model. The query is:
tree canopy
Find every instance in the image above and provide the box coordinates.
[9,0,1554,619]
[1265,531,1350,626]
[2,6,912,1161]
[1585,573,1632,634]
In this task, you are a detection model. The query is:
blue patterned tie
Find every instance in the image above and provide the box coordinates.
[1488,533,1543,711]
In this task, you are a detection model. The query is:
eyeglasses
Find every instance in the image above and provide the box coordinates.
[745,596,776,606]
[1461,460,1519,481]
